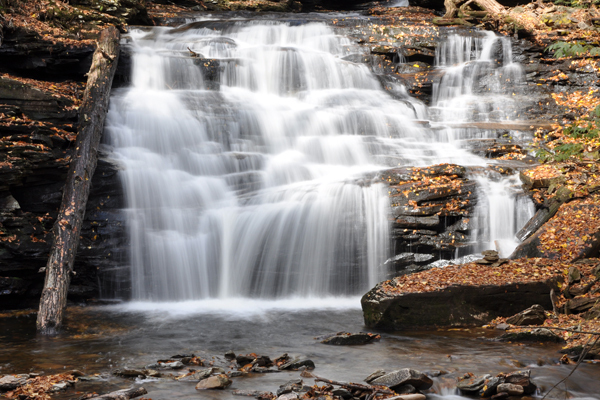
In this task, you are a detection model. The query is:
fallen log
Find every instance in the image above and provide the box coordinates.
[36,26,120,334]
[444,0,505,18]
[82,386,147,400]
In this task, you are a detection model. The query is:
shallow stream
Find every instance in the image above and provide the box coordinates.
[1,302,599,399]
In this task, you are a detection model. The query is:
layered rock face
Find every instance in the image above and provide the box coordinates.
[378,164,479,275]
[0,25,128,309]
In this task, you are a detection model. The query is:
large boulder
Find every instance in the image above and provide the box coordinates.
[362,260,562,330]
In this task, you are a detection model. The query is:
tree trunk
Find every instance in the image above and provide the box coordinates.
[36,26,120,335]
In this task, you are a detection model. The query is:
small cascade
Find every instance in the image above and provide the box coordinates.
[432,30,535,257]
[389,0,409,7]
[472,175,536,256]
[432,31,524,122]
[106,20,536,301]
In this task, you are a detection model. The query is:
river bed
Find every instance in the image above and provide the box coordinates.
[1,301,599,399]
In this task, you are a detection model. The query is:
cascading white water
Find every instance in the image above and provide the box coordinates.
[106,21,534,301]
[432,31,535,257]
[107,22,414,300]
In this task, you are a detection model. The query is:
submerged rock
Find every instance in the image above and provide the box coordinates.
[278,359,315,371]
[319,332,380,345]
[114,369,146,378]
[499,328,565,343]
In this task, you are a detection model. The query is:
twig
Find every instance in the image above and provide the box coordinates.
[303,372,394,395]
[505,326,600,335]
[541,335,600,400]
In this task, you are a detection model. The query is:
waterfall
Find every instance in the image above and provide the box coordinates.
[106,21,534,301]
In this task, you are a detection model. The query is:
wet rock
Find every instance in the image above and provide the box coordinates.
[195,374,232,390]
[78,375,103,382]
[479,376,504,397]
[364,370,386,383]
[447,217,476,232]
[503,370,536,395]
[278,359,315,370]
[277,393,299,400]
[482,250,499,262]
[397,395,427,400]
[277,379,303,396]
[225,350,236,360]
[370,368,433,391]
[320,332,380,345]
[232,390,275,398]
[500,328,565,343]
[393,215,440,228]
[0,374,28,391]
[49,381,71,392]
[425,370,446,377]
[193,367,223,380]
[506,304,547,326]
[274,354,291,367]
[384,253,435,273]
[114,369,146,378]
[457,374,491,394]
[146,360,185,369]
[394,384,417,394]
[144,369,161,378]
[491,392,510,400]
[497,383,524,396]
[160,360,185,369]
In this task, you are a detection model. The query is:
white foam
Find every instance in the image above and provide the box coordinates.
[108,296,362,318]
